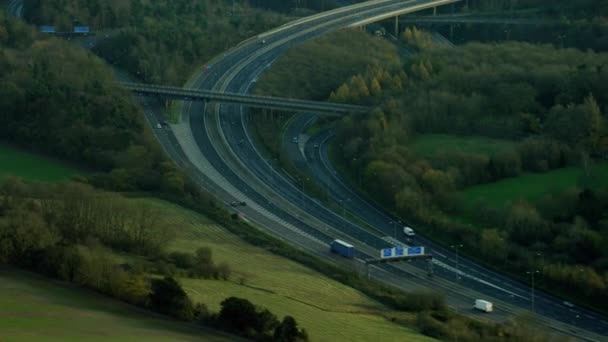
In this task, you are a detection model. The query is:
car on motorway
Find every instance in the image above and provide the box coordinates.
[162,120,169,126]
[292,137,299,144]
[230,201,238,207]
[563,301,575,308]
[313,143,319,148]
[261,39,267,45]
[403,226,415,236]
[156,123,162,129]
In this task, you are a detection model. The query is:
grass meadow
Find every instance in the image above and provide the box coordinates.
[410,134,515,158]
[0,144,82,182]
[459,162,608,210]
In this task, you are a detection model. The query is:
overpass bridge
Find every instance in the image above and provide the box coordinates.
[118,82,368,116]
[399,15,558,26]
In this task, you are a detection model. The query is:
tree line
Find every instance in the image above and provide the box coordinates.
[331,42,608,312]
[445,0,608,52]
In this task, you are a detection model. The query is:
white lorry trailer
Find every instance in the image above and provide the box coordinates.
[474,299,493,313]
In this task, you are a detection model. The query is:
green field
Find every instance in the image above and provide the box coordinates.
[411,134,515,158]
[140,199,433,342]
[0,269,237,342]
[0,145,82,181]
[460,162,608,209]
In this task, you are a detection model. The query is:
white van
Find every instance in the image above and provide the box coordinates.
[403,226,415,237]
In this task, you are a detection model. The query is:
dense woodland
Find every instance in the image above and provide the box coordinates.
[0,12,202,198]
[24,0,285,85]
[330,42,608,310]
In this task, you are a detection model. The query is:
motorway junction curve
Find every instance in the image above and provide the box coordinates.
[160,0,607,340]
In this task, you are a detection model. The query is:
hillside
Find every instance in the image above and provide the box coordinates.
[0,269,237,342]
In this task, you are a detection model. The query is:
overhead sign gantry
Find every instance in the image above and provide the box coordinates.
[365,245,433,278]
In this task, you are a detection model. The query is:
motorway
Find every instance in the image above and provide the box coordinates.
[7,0,605,339]
[169,0,608,341]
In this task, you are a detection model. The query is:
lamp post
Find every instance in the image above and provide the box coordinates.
[557,34,566,49]
[527,270,540,313]
[353,157,361,187]
[451,244,463,281]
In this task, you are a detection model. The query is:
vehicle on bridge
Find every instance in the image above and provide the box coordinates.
[330,239,355,259]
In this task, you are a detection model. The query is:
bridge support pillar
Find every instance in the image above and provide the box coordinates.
[394,15,399,37]
[433,7,437,16]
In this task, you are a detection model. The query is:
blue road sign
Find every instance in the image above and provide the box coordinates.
[40,26,56,33]
[407,246,423,256]
[381,248,393,258]
[395,246,404,256]
[74,26,90,33]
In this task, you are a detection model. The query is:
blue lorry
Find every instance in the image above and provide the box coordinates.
[330,239,355,258]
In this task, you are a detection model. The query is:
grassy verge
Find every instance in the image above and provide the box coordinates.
[0,268,235,342]
[135,198,433,342]
[247,109,293,159]
[0,144,83,182]
[459,162,608,210]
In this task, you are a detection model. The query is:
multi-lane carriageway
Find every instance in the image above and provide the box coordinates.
[139,0,608,340]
